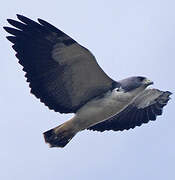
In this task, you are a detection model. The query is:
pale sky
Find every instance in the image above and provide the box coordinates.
[1,0,175,180]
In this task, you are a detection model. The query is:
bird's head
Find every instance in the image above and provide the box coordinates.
[117,76,153,92]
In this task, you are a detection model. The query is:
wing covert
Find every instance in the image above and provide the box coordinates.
[4,15,115,113]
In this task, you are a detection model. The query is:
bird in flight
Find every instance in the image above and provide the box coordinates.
[4,15,172,148]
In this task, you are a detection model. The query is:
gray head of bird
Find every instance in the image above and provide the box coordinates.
[117,76,154,92]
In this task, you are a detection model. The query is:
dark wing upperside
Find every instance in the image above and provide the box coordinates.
[4,15,116,113]
[88,89,172,132]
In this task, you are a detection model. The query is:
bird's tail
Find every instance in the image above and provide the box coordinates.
[43,122,77,148]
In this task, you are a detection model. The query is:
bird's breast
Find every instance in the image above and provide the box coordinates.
[73,90,134,130]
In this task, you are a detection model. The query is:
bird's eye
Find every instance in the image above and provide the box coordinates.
[115,87,121,92]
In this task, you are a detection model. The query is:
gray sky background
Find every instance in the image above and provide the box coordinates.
[1,0,175,180]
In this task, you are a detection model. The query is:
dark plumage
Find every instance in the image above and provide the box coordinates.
[4,15,172,148]
[4,14,115,113]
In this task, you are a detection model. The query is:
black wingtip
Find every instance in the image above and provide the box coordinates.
[3,26,8,31]
[6,19,15,27]
[165,91,173,96]
[7,18,13,23]
[16,14,25,22]
[3,26,21,36]
[3,26,13,34]
[6,36,16,43]
[162,91,172,101]
[37,18,45,24]
[16,14,24,20]
[16,14,38,26]
[37,18,63,34]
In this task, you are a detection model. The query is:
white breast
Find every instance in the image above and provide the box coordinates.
[73,89,136,130]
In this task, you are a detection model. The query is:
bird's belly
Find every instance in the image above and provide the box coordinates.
[73,91,133,130]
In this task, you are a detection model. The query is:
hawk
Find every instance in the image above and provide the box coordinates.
[4,15,172,148]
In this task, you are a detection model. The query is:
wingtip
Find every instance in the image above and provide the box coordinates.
[163,91,173,99]
[166,91,173,96]
[16,14,30,23]
[6,19,18,27]
[3,26,9,32]
[37,18,42,22]
[3,27,11,36]
[6,36,16,43]
[7,18,12,23]
[16,14,26,21]
[3,26,7,30]
[16,14,23,18]
[37,18,49,25]
[37,18,45,25]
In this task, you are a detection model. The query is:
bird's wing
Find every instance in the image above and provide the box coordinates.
[4,15,116,113]
[88,89,172,132]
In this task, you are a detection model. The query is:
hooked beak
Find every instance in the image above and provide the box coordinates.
[144,78,154,86]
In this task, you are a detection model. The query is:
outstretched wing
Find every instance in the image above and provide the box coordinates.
[4,15,115,113]
[88,89,172,132]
